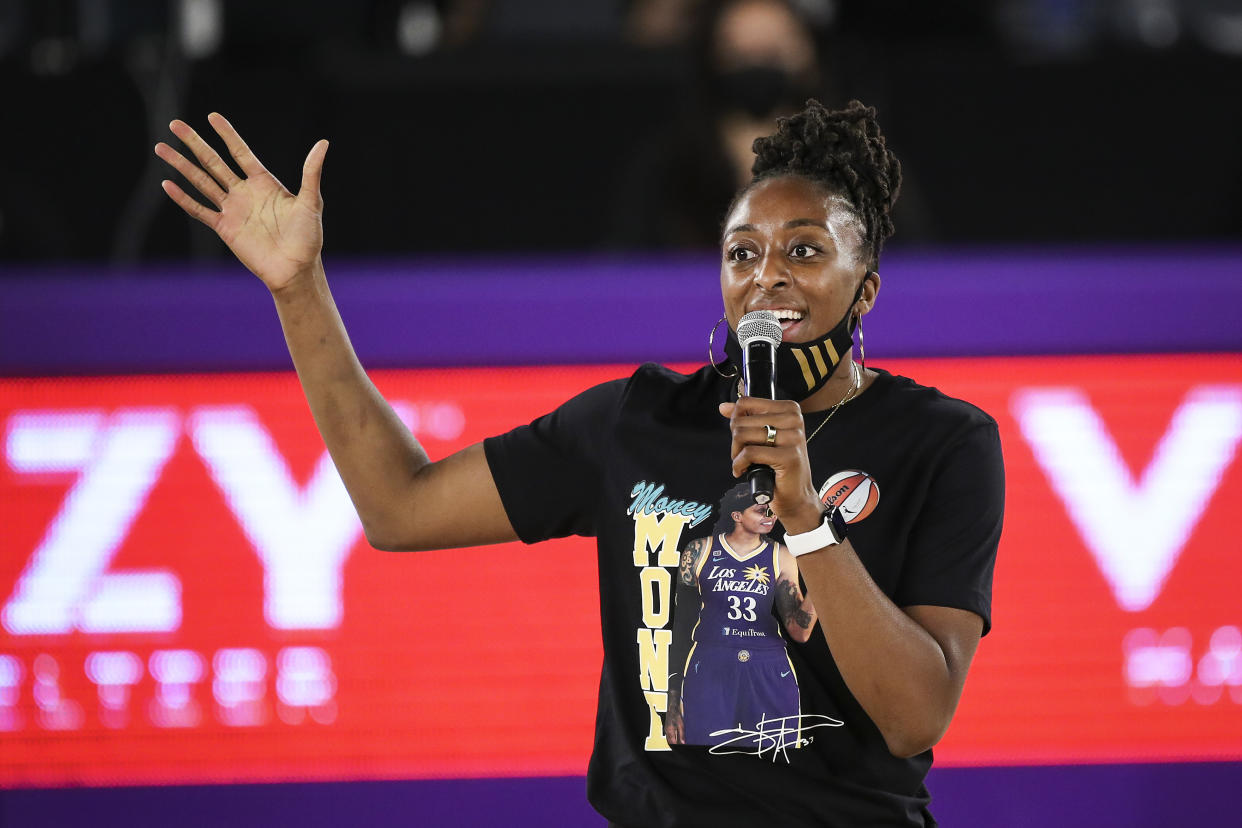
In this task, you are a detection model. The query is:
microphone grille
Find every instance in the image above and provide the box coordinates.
[737,310,783,348]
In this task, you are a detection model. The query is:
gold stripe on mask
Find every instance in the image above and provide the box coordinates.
[791,348,816,391]
[824,338,840,367]
[811,345,829,378]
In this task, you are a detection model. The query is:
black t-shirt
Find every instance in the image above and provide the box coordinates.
[484,363,1004,828]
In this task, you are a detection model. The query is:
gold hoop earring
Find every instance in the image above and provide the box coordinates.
[708,314,739,379]
[854,312,866,373]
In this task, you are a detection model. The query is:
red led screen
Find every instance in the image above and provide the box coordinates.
[2,354,1240,786]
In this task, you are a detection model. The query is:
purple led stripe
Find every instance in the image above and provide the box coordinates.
[2,246,1239,376]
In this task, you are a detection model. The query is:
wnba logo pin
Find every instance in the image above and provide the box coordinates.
[818,470,880,524]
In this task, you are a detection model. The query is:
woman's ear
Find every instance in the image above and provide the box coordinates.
[857,270,881,316]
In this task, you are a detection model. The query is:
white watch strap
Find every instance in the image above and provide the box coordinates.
[784,514,842,557]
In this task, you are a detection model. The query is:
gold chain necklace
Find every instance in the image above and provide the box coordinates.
[732,360,861,444]
[805,360,861,445]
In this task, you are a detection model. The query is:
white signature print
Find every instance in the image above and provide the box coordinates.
[709,713,844,763]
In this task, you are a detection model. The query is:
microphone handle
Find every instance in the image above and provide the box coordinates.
[743,341,776,506]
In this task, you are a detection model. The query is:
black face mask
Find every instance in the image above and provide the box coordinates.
[711,65,807,120]
[722,280,866,401]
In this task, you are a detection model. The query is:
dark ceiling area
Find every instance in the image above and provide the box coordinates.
[1,0,1239,267]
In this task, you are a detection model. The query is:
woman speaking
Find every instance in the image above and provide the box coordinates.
[155,99,1003,827]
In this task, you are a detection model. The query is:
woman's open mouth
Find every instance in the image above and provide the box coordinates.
[767,309,805,338]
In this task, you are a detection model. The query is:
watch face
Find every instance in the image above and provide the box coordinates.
[829,508,848,540]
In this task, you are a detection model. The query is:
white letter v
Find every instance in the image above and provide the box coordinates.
[1012,385,1242,612]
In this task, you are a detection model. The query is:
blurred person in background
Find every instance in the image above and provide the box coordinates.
[613,0,829,248]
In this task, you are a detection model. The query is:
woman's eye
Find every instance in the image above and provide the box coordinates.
[728,247,755,262]
[791,244,817,258]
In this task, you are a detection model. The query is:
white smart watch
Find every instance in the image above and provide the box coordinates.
[784,509,848,557]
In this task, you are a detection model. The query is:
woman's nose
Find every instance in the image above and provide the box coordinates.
[752,253,789,290]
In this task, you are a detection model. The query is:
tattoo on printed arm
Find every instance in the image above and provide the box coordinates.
[680,537,708,586]
[776,578,814,629]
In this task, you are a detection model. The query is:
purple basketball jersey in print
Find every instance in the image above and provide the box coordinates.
[680,534,799,745]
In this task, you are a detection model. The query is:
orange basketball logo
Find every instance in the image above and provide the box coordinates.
[818,470,880,524]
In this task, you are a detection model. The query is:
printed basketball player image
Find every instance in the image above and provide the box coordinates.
[665,482,819,746]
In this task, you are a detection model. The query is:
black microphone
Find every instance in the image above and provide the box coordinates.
[737,310,782,506]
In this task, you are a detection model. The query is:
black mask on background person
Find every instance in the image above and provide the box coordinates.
[723,280,866,401]
[711,65,810,120]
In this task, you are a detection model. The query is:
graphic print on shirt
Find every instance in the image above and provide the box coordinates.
[626,480,715,751]
[818,469,881,524]
[661,481,824,753]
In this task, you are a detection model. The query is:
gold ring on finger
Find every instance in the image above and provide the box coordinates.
[764,424,777,446]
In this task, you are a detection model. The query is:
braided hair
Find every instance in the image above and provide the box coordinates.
[741,99,902,269]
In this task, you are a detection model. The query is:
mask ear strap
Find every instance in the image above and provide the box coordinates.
[847,274,869,333]
[852,272,874,369]
[708,314,740,379]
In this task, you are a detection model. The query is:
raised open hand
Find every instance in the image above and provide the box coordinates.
[155,113,329,292]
